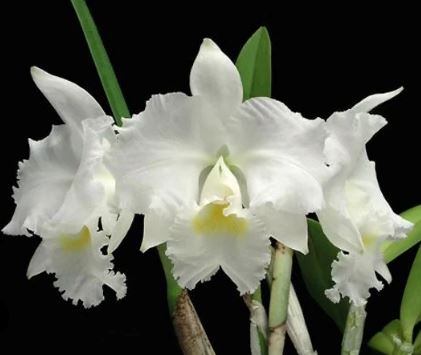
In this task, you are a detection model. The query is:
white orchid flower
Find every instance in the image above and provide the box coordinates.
[317,89,413,306]
[3,67,131,307]
[110,39,329,294]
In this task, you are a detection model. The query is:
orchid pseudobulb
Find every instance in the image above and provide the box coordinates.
[3,67,132,307]
[110,39,329,294]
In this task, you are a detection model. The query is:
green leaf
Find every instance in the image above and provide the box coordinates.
[368,319,403,354]
[296,219,349,331]
[400,205,421,224]
[251,287,268,355]
[71,0,130,126]
[400,244,421,342]
[382,205,421,263]
[235,26,272,100]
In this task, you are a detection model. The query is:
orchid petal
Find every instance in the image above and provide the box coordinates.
[166,205,271,294]
[31,67,105,132]
[347,153,413,239]
[229,97,327,214]
[110,93,217,215]
[254,204,309,254]
[107,210,134,253]
[3,125,79,236]
[48,116,115,234]
[351,87,403,113]
[324,111,387,171]
[318,89,412,306]
[141,195,179,252]
[27,225,126,308]
[27,242,49,278]
[190,38,243,118]
[325,247,391,306]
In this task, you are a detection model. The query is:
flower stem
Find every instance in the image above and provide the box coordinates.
[244,287,268,355]
[157,244,183,314]
[391,333,414,355]
[158,245,215,355]
[268,242,293,355]
[287,284,317,355]
[341,304,366,355]
[172,290,216,355]
[70,0,129,126]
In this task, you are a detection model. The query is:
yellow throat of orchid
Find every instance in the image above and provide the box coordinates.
[59,225,91,251]
[192,156,248,237]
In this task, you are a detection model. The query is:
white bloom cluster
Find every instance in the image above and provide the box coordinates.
[4,39,412,307]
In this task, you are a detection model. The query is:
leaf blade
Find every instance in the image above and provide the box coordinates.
[71,0,129,126]
[296,219,349,331]
[235,26,272,100]
[400,244,421,342]
[382,205,421,263]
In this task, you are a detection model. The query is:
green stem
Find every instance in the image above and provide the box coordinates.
[71,0,129,126]
[245,287,268,355]
[253,288,269,355]
[268,242,293,355]
[391,332,415,355]
[341,304,366,355]
[392,343,414,355]
[158,244,183,314]
[287,284,317,355]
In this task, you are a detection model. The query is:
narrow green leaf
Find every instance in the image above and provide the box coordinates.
[296,219,349,331]
[400,244,421,342]
[400,205,421,224]
[368,319,403,354]
[235,26,272,100]
[382,205,421,263]
[71,0,130,126]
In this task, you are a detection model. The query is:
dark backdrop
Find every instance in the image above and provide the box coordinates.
[1,2,419,354]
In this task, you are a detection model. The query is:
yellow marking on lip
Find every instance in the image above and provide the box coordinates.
[60,226,91,251]
[362,234,376,249]
[192,203,248,237]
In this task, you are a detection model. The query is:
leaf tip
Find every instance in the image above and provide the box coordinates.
[259,26,270,36]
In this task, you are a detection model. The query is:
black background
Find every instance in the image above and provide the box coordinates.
[1,2,419,354]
